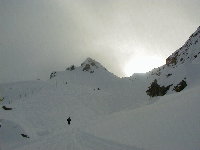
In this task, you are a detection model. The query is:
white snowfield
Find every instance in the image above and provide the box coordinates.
[0,59,149,150]
[1,26,200,150]
[85,85,200,150]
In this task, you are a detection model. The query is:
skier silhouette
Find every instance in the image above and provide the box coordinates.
[67,117,71,125]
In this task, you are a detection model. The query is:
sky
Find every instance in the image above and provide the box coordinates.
[0,0,200,83]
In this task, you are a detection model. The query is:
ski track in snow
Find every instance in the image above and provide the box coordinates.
[11,126,142,150]
[0,76,147,150]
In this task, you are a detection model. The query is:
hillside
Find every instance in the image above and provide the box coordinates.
[0,58,149,150]
[142,26,200,97]
[0,26,200,150]
[85,84,200,150]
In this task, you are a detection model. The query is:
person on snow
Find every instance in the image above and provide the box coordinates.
[67,117,71,125]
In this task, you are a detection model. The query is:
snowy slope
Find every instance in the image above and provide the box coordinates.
[137,26,200,96]
[166,26,200,66]
[1,27,200,150]
[85,85,200,150]
[0,58,149,150]
[83,26,200,150]
[0,80,45,105]
[48,57,149,114]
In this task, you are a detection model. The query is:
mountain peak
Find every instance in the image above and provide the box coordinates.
[80,57,106,72]
[81,57,100,66]
[84,57,94,62]
[65,57,107,74]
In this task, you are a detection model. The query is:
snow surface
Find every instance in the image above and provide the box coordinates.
[85,86,200,150]
[0,60,149,150]
[1,26,200,150]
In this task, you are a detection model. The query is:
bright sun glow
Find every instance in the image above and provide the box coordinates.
[124,55,164,77]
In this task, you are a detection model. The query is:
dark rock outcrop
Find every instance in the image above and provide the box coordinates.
[66,65,75,71]
[146,79,172,97]
[173,80,187,92]
[166,73,172,77]
[83,64,91,71]
[50,71,56,79]
[81,57,104,72]
[2,106,12,110]
[21,134,30,138]
[166,52,178,66]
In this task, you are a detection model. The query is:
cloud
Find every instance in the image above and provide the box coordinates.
[0,0,200,83]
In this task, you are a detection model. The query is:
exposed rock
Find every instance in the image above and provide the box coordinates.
[146,79,172,97]
[91,62,95,66]
[166,73,172,77]
[2,106,12,110]
[166,52,178,66]
[173,80,187,92]
[166,26,200,67]
[83,64,91,71]
[0,97,4,102]
[50,71,56,79]
[21,134,30,138]
[66,65,75,71]
[81,57,106,72]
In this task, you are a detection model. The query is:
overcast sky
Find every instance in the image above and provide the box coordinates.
[0,0,200,83]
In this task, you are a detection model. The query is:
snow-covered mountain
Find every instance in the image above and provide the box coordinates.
[166,26,200,66]
[143,26,200,97]
[0,57,149,150]
[1,26,200,150]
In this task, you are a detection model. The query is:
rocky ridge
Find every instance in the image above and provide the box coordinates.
[146,26,200,97]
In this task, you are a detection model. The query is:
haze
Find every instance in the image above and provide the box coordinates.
[0,0,200,83]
